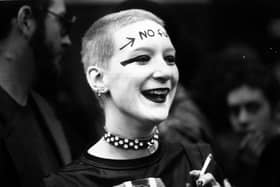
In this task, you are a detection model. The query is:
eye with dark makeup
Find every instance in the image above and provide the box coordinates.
[134,55,151,65]
[120,54,176,66]
[120,55,150,66]
[164,55,176,65]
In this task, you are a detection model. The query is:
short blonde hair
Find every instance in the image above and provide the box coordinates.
[81,9,164,71]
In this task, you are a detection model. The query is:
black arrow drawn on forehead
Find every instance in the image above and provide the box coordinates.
[119,37,136,50]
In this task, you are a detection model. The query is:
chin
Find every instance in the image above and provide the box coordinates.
[146,113,169,124]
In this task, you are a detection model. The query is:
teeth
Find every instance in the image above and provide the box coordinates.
[144,88,169,94]
[148,89,168,95]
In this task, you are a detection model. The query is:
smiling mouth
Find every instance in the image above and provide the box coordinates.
[141,88,170,103]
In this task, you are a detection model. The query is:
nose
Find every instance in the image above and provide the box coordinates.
[62,34,72,48]
[238,108,249,122]
[152,70,170,83]
[236,108,251,130]
[152,58,174,83]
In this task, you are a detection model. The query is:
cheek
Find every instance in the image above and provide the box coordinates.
[229,115,239,128]
[173,67,179,85]
[230,116,237,124]
[255,102,271,118]
[257,108,272,121]
[45,22,60,42]
[166,65,179,89]
[108,73,136,94]
[108,67,148,86]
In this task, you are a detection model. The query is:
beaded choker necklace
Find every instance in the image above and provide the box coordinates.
[103,128,159,150]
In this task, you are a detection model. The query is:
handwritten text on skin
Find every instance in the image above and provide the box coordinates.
[119,28,168,50]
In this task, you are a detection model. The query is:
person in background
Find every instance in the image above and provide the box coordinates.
[253,121,280,187]
[44,9,231,187]
[0,0,75,186]
[192,47,280,187]
[251,9,280,187]
[221,61,280,187]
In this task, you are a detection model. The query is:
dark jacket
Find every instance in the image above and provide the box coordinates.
[0,88,71,187]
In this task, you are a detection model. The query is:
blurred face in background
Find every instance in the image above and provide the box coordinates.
[44,0,72,69]
[227,85,272,134]
[31,0,73,82]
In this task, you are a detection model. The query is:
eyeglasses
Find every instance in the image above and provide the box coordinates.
[47,10,76,36]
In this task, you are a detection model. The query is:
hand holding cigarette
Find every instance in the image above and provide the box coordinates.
[189,153,231,187]
[195,153,212,187]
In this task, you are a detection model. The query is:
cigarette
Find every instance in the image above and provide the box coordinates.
[200,153,213,175]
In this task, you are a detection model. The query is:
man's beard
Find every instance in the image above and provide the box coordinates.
[30,23,62,99]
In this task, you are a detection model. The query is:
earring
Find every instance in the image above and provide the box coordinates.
[96,87,107,97]
[97,90,102,97]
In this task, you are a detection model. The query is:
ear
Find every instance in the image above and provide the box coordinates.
[16,5,36,40]
[86,66,108,93]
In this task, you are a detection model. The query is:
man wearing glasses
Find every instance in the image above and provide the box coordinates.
[0,0,75,186]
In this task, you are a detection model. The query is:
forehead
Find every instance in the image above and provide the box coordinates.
[113,20,173,52]
[48,0,65,12]
[227,85,266,104]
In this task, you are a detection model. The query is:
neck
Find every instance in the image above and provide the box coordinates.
[104,101,158,138]
[0,38,35,106]
[88,101,161,159]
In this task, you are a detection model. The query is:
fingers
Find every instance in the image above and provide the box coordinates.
[197,173,220,187]
[189,170,221,187]
[241,131,265,148]
[189,170,232,187]
[239,132,266,159]
[189,170,200,177]
[223,178,232,187]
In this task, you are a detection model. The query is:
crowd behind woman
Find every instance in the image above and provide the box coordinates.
[1,0,280,186]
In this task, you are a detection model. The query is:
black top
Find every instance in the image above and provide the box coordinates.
[0,87,71,187]
[45,141,223,187]
[253,135,280,187]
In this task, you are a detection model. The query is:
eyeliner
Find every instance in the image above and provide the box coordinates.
[120,57,138,66]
